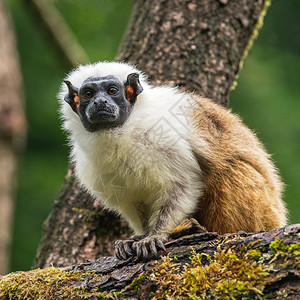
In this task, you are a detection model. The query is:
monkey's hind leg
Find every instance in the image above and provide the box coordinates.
[170,218,207,239]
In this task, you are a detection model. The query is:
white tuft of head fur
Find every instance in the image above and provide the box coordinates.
[58,61,148,103]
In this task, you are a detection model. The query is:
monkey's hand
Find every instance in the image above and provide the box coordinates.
[132,234,167,259]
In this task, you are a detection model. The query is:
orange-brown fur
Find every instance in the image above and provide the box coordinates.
[189,96,286,234]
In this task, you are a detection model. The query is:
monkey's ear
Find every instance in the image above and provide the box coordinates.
[124,73,143,104]
[64,80,80,113]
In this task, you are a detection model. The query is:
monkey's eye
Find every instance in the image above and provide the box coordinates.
[83,90,93,98]
[107,87,118,95]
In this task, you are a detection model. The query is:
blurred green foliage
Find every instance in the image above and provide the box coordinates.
[4,0,299,272]
[230,0,300,224]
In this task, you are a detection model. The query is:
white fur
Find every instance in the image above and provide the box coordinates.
[59,61,203,236]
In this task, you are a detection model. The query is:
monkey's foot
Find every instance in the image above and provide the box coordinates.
[132,235,167,259]
[115,239,134,260]
[170,218,207,239]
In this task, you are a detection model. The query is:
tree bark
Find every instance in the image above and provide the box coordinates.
[33,0,271,269]
[0,2,26,275]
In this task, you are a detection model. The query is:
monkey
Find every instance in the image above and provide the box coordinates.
[59,61,287,260]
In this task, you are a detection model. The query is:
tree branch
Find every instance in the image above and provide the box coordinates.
[2,225,299,298]
[24,0,89,68]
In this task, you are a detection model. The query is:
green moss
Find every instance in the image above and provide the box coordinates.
[269,239,300,265]
[246,249,262,260]
[149,247,269,299]
[288,243,300,253]
[142,241,299,299]
[269,239,289,252]
[0,267,105,299]
[129,274,146,291]
[270,239,300,255]
[214,280,263,299]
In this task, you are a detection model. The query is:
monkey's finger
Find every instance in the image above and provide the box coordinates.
[120,243,129,260]
[141,242,149,258]
[115,241,128,260]
[136,246,142,258]
[134,242,142,258]
[132,242,137,254]
[149,239,157,257]
[155,238,166,252]
[115,243,122,260]
[123,242,133,256]
[135,243,142,258]
[115,248,120,260]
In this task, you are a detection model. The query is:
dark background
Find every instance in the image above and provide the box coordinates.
[5,0,300,272]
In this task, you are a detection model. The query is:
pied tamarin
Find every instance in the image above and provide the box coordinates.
[59,61,287,259]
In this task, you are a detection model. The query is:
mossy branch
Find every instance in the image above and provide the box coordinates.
[1,224,299,299]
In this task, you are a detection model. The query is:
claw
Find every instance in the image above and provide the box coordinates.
[119,244,128,260]
[124,242,133,256]
[132,241,137,252]
[114,241,124,259]
[155,237,166,252]
[149,239,157,257]
[135,242,142,258]
[141,242,149,258]
[115,244,121,260]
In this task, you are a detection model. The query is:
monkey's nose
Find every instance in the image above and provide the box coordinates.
[93,100,107,106]
[90,99,115,115]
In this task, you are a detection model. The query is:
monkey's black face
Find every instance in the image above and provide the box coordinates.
[64,74,143,132]
[78,76,131,132]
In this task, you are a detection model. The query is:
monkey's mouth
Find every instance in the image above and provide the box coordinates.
[99,106,114,114]
[86,104,118,123]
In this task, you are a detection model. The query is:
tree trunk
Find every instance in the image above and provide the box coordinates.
[0,2,26,275]
[33,0,271,269]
